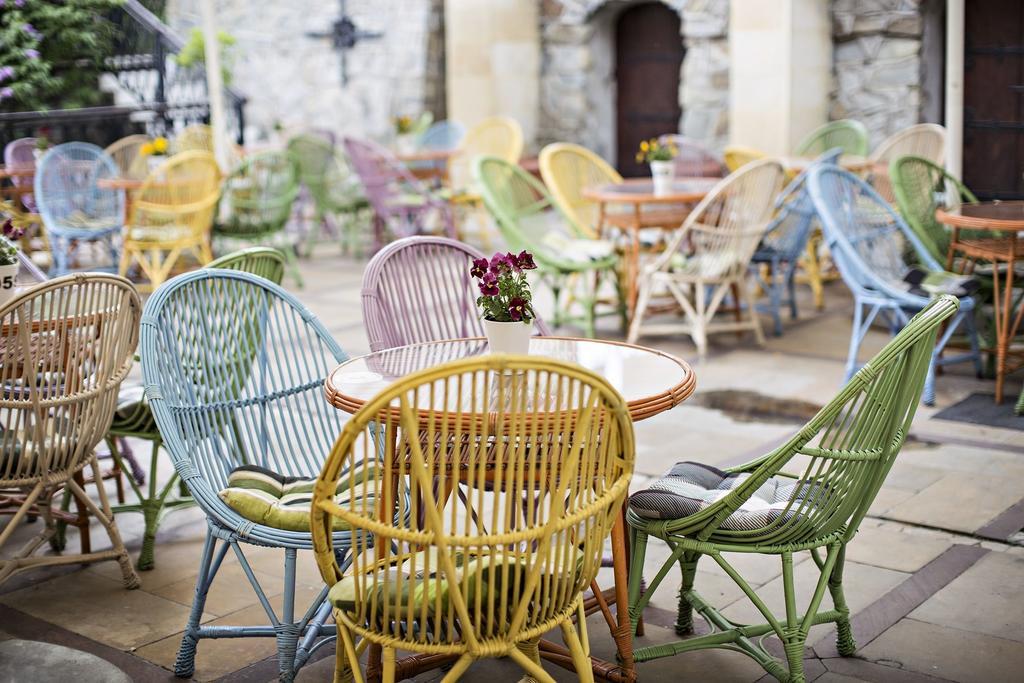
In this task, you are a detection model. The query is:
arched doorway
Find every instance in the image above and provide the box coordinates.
[615,2,684,176]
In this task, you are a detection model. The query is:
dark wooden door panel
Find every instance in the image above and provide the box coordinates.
[615,2,684,177]
[963,0,1024,199]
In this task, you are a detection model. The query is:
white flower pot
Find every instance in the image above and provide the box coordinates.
[147,156,165,173]
[650,160,675,197]
[0,262,20,309]
[395,133,417,156]
[483,319,532,355]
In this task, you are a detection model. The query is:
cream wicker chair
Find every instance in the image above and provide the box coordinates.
[104,134,151,180]
[173,123,215,153]
[0,274,141,588]
[627,159,786,356]
[539,142,622,239]
[312,354,635,683]
[450,116,525,195]
[868,123,946,202]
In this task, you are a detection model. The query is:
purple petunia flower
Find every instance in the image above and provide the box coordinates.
[0,67,13,83]
[2,218,25,241]
[516,250,537,270]
[23,23,40,39]
[24,49,39,60]
[479,271,499,297]
[488,252,509,273]
[15,0,26,7]
[508,297,527,322]
[470,257,488,279]
[0,87,13,101]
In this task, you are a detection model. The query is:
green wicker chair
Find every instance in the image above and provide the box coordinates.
[105,247,288,571]
[626,295,960,683]
[889,155,979,265]
[1016,384,1024,416]
[474,155,624,337]
[214,151,303,286]
[795,120,869,157]
[286,134,369,257]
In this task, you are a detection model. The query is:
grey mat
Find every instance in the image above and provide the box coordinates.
[932,392,1024,431]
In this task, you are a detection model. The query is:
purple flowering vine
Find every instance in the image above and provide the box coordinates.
[470,250,538,323]
[22,23,40,40]
[24,49,40,60]
[0,87,13,101]
[0,67,13,83]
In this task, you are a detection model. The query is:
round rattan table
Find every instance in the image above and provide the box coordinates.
[324,336,695,682]
[936,201,1024,403]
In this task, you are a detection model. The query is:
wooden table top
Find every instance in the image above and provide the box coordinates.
[0,166,35,180]
[780,155,873,173]
[394,149,460,163]
[96,177,146,191]
[582,177,720,204]
[325,336,695,423]
[936,201,1024,232]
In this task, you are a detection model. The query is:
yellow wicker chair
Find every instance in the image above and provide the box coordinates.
[311,354,635,683]
[723,145,768,172]
[539,142,622,239]
[120,151,221,291]
[173,123,215,153]
[104,134,151,180]
[450,116,524,195]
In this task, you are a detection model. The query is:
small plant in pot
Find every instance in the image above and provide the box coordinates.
[471,250,538,355]
[636,138,677,197]
[140,136,169,172]
[0,217,25,308]
[33,134,50,162]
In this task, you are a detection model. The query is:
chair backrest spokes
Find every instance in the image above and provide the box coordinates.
[796,119,869,157]
[34,142,124,232]
[104,135,151,180]
[760,149,842,258]
[343,137,432,216]
[890,155,977,264]
[870,124,945,165]
[140,270,347,517]
[808,165,939,298]
[207,247,287,284]
[717,295,958,546]
[418,121,466,151]
[311,355,634,649]
[450,116,524,190]
[1,274,140,484]
[219,151,298,236]
[539,142,622,238]
[132,151,221,235]
[658,135,725,178]
[174,124,215,153]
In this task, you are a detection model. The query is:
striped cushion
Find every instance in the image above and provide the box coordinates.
[629,462,823,531]
[218,462,377,532]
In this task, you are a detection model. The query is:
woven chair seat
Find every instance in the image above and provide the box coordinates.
[630,461,823,532]
[125,223,195,244]
[219,463,377,533]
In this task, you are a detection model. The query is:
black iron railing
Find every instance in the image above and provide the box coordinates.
[0,0,246,150]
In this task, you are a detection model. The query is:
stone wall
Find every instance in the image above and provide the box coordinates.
[830,0,934,146]
[165,0,445,143]
[538,0,729,156]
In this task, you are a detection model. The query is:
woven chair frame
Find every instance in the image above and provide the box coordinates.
[140,269,351,680]
[538,142,623,239]
[311,354,634,683]
[4,137,38,213]
[795,120,870,157]
[174,124,215,154]
[627,159,787,356]
[868,124,946,202]
[627,295,959,683]
[361,236,551,353]
[808,165,982,405]
[104,134,152,181]
[0,273,141,589]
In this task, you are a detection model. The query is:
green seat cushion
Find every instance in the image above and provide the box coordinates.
[218,462,378,532]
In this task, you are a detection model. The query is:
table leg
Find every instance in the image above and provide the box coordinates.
[627,206,642,319]
[995,241,1016,403]
[610,498,635,677]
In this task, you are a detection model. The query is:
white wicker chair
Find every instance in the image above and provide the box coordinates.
[868,124,946,202]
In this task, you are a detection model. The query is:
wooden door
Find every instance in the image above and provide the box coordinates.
[615,3,684,177]
[963,0,1024,199]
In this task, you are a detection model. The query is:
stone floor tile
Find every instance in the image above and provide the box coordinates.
[860,618,1024,683]
[149,561,287,618]
[883,473,1023,534]
[87,535,230,591]
[908,552,1024,643]
[0,639,133,683]
[845,526,953,573]
[0,570,193,651]
[813,674,867,683]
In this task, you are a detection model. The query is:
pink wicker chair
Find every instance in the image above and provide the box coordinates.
[658,134,725,178]
[343,137,456,252]
[4,137,38,212]
[361,235,550,352]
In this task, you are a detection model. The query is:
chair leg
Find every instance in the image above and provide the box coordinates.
[741,278,766,346]
[627,527,649,634]
[277,548,300,681]
[693,281,708,358]
[844,302,865,383]
[676,552,701,635]
[560,615,596,683]
[335,620,363,683]
[174,529,225,677]
[285,244,304,288]
[780,552,807,683]
[828,545,857,656]
[509,638,555,683]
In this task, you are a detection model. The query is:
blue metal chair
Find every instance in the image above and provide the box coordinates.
[808,165,982,405]
[33,142,123,276]
[410,119,466,173]
[751,149,842,336]
[139,269,351,681]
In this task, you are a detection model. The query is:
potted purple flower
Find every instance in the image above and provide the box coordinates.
[471,250,538,354]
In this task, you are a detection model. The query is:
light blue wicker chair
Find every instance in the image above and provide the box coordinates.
[33,142,123,276]
[751,149,842,336]
[808,165,982,405]
[139,269,352,681]
[410,120,466,174]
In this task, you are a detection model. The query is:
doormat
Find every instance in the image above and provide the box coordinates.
[932,393,1024,431]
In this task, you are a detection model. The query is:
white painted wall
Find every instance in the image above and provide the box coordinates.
[444,0,539,148]
[729,0,830,155]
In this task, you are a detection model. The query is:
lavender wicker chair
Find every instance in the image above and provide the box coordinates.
[658,135,726,178]
[343,137,456,253]
[361,235,550,352]
[4,138,38,213]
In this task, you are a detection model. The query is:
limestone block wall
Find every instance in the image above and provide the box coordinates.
[538,0,730,153]
[165,0,445,143]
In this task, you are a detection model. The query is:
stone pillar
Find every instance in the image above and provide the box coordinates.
[945,0,964,177]
[444,0,539,149]
[729,0,831,155]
